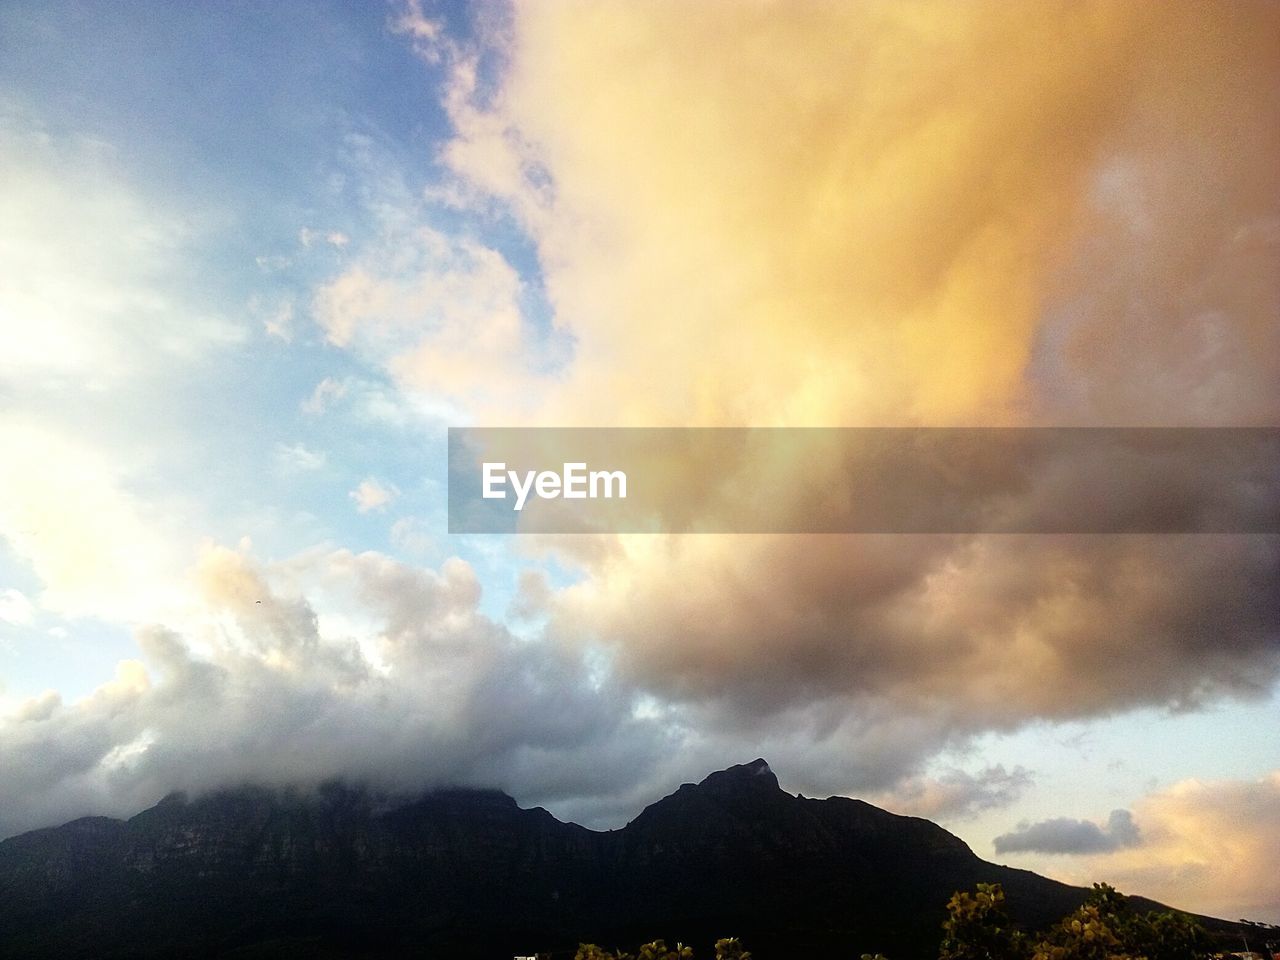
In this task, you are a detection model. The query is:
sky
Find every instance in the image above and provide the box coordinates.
[1,0,1278,925]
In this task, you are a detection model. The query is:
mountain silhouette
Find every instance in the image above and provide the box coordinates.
[0,760,1231,958]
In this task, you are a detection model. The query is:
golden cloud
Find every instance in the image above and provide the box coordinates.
[340,0,1280,783]
[1061,772,1280,923]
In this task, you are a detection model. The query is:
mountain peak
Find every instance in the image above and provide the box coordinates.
[697,757,780,793]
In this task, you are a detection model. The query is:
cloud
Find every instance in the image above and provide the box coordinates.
[1101,773,1280,923]
[254,298,295,342]
[275,442,327,473]
[0,110,244,383]
[409,2,1266,430]
[0,588,34,626]
[349,478,398,513]
[311,223,555,413]
[547,533,1278,755]
[0,545,669,839]
[876,765,1034,822]
[299,226,350,250]
[293,5,1280,829]
[0,418,194,622]
[383,0,1280,770]
[995,808,1141,855]
[1013,773,1280,924]
[302,377,349,415]
[388,0,446,65]
[9,690,61,723]
[389,516,434,556]
[193,1,1270,844]
[255,253,292,273]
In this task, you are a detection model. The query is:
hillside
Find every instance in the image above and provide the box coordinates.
[0,760,1228,958]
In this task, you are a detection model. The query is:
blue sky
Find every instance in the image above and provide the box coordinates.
[0,0,550,691]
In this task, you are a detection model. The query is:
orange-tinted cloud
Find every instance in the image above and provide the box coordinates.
[308,0,1280,832]
[426,0,1277,429]
[1031,772,1280,923]
[412,0,1280,774]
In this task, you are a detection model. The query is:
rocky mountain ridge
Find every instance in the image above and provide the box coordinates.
[0,760,1218,958]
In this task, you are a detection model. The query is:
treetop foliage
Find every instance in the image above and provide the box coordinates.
[942,882,1210,960]
[573,883,1211,960]
[574,938,751,960]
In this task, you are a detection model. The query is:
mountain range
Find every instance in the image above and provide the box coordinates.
[0,759,1235,958]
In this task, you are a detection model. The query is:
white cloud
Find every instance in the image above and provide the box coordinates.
[0,588,34,626]
[275,442,327,473]
[388,0,446,64]
[349,478,398,513]
[0,112,243,383]
[389,516,434,555]
[0,545,665,839]
[0,417,195,622]
[299,226,351,250]
[300,377,348,415]
[8,690,61,723]
[311,225,544,413]
[254,298,295,342]
[255,253,292,272]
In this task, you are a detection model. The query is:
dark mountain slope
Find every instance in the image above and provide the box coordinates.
[0,760,1230,959]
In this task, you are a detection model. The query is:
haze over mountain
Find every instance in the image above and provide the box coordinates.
[0,760,1236,959]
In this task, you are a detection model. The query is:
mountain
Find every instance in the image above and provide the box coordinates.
[0,760,1228,958]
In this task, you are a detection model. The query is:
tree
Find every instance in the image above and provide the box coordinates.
[715,938,751,960]
[1029,884,1208,960]
[1129,908,1210,960]
[938,881,1210,960]
[1030,902,1131,960]
[636,940,694,960]
[576,945,634,960]
[939,882,1029,960]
